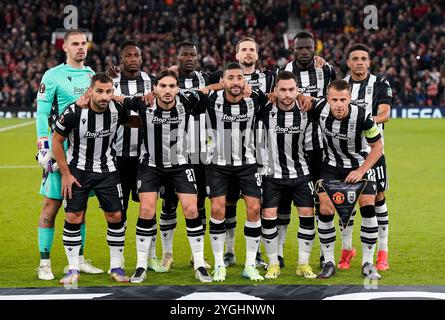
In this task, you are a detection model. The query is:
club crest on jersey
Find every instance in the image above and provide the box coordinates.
[216,103,222,109]
[316,70,323,80]
[347,191,356,204]
[247,100,254,110]
[332,192,345,205]
[176,104,185,117]
[366,86,373,95]
[112,115,117,123]
[270,111,276,118]
[349,122,355,131]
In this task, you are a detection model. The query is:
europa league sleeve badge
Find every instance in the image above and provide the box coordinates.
[315,179,368,230]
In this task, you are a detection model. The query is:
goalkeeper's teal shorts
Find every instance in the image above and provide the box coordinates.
[39,170,95,201]
[40,171,63,200]
[39,134,95,201]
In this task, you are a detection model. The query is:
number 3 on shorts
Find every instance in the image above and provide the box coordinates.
[185,169,196,182]
[254,173,262,187]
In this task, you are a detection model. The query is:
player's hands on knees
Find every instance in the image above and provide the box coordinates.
[75,93,90,108]
[345,169,364,184]
[62,173,81,200]
[106,65,120,78]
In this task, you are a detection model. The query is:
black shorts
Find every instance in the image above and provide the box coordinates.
[320,163,377,195]
[64,166,123,213]
[206,164,262,199]
[116,156,139,203]
[277,189,293,214]
[226,180,241,203]
[137,164,197,194]
[306,149,323,183]
[262,176,315,209]
[373,155,389,193]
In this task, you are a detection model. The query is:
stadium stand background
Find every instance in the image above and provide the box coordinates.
[0,0,444,109]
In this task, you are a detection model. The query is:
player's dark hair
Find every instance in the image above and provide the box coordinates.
[223,62,243,75]
[155,70,179,85]
[328,79,351,93]
[176,41,197,52]
[347,43,371,58]
[275,71,297,85]
[64,29,86,42]
[120,40,142,51]
[90,72,113,86]
[293,30,315,42]
[235,37,258,53]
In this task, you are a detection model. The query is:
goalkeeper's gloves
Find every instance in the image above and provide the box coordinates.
[36,137,59,173]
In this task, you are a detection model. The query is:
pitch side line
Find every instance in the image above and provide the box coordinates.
[0,120,35,132]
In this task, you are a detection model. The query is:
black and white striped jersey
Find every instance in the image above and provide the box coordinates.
[54,101,128,173]
[344,73,392,143]
[112,72,155,157]
[210,69,275,94]
[124,93,204,168]
[206,89,267,166]
[179,71,209,164]
[179,71,209,91]
[282,60,336,151]
[244,70,275,94]
[257,102,311,179]
[310,98,381,169]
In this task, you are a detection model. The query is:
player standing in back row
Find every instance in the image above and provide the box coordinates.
[110,40,167,273]
[339,43,392,271]
[280,30,336,268]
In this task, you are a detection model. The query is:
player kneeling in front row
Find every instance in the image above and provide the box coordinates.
[53,73,140,285]
[306,80,383,280]
[258,71,317,279]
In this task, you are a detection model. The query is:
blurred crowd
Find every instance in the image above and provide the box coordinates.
[0,0,444,108]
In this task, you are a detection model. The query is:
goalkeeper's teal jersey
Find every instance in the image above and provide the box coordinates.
[36,62,94,138]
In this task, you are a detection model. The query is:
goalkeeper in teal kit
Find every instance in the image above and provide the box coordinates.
[36,29,103,280]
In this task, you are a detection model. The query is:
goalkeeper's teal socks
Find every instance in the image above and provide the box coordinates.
[38,227,54,259]
[79,223,86,256]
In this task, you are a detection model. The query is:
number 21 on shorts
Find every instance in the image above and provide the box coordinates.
[185,169,196,182]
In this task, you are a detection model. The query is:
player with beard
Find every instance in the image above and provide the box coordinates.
[159,41,211,271]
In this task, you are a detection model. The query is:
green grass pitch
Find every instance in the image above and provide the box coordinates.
[0,118,444,288]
